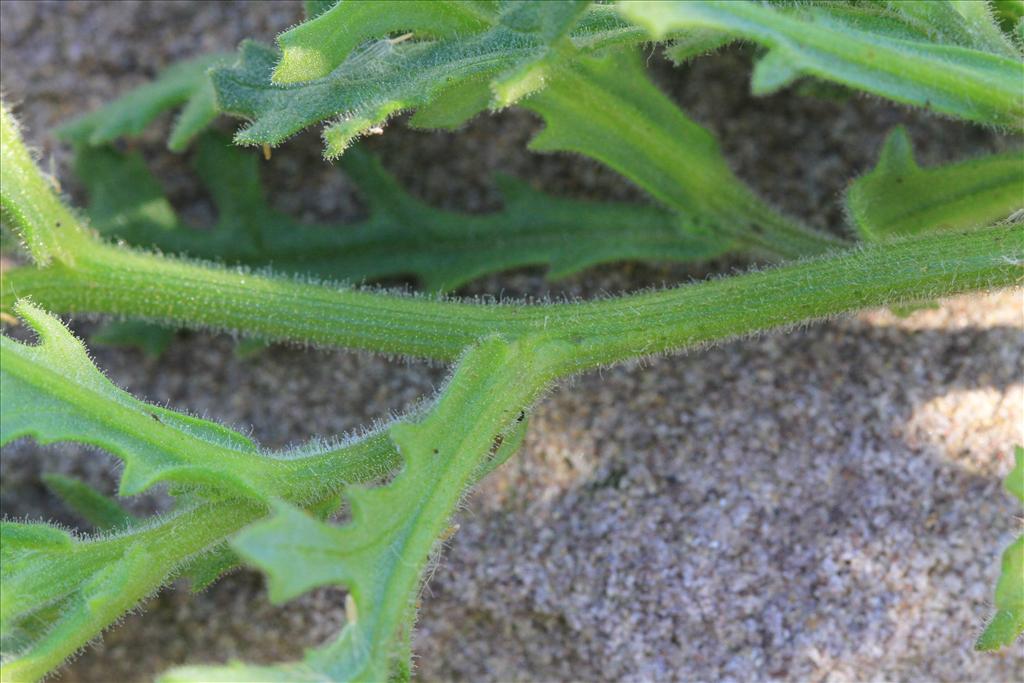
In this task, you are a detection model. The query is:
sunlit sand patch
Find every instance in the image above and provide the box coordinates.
[903,383,1023,476]
[858,290,1023,332]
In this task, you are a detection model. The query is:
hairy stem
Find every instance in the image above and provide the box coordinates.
[0,427,399,682]
[1,500,260,683]
[3,225,1020,368]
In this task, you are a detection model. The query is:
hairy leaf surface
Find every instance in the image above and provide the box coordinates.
[847,127,1024,241]
[41,474,137,531]
[73,133,728,294]
[162,336,568,682]
[1,301,398,501]
[273,0,497,84]
[3,301,260,500]
[4,4,1024,677]
[0,303,401,679]
[1,106,87,264]
[210,2,654,157]
[0,499,261,682]
[522,50,843,259]
[57,54,230,152]
[976,445,1024,651]
[619,0,1024,129]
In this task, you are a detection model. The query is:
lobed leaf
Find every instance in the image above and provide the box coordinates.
[162,335,568,682]
[272,0,497,84]
[41,473,137,532]
[210,1,658,157]
[0,499,261,682]
[1,300,399,502]
[976,445,1024,651]
[73,132,727,294]
[2,301,260,500]
[0,302,402,680]
[1,538,161,683]
[618,0,1024,129]
[55,11,842,266]
[89,320,176,358]
[56,53,230,152]
[847,126,1024,241]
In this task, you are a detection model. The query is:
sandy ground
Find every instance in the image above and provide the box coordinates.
[1,2,1022,681]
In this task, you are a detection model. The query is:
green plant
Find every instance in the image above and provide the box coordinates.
[1,1,1022,681]
[977,446,1024,651]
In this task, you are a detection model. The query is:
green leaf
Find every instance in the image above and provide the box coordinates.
[847,127,1024,241]
[405,76,492,129]
[209,33,496,158]
[167,77,220,152]
[1007,445,1024,503]
[0,521,73,564]
[487,0,591,108]
[0,297,401,679]
[0,499,264,682]
[56,53,230,152]
[164,336,569,682]
[1,542,165,683]
[618,0,1024,129]
[522,49,843,259]
[1,300,399,502]
[0,301,402,678]
[304,0,339,20]
[41,473,136,531]
[273,0,497,84]
[72,132,728,292]
[40,472,245,592]
[2,301,260,499]
[993,0,1024,32]
[976,445,1024,651]
[89,320,176,358]
[889,0,1019,57]
[664,28,735,64]
[0,496,390,681]
[73,143,178,237]
[210,2,657,157]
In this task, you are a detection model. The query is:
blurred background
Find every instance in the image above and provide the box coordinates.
[1,1,1021,681]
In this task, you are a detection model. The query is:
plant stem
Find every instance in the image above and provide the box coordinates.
[3,224,1020,367]
[0,428,400,682]
[1,499,259,683]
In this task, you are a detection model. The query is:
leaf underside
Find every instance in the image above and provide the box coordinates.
[619,0,1024,130]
